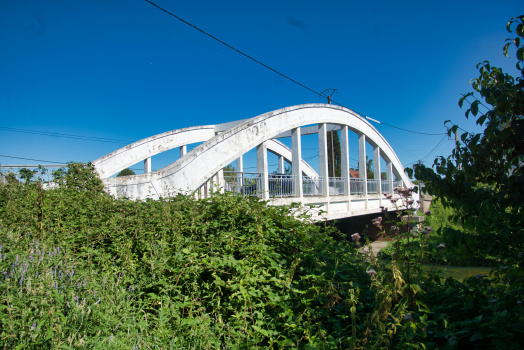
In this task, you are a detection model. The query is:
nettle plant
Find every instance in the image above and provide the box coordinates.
[361,185,442,348]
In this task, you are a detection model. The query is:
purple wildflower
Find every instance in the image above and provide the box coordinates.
[113,321,120,332]
[437,243,446,249]
[475,274,484,279]
[404,313,413,320]
[488,299,498,303]
[95,297,101,305]
[67,302,70,308]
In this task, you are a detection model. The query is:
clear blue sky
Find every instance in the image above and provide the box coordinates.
[1,0,522,176]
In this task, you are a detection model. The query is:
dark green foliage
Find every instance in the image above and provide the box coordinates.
[116,168,136,177]
[1,162,523,348]
[0,164,376,348]
[413,15,524,270]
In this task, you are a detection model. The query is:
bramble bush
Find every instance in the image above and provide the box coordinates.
[0,162,378,349]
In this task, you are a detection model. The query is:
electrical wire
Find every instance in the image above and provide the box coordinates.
[0,154,65,164]
[145,0,322,97]
[0,126,135,144]
[404,135,447,166]
[146,1,451,137]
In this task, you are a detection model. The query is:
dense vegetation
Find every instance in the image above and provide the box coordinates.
[0,162,522,349]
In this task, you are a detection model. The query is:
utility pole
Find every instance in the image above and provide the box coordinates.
[320,89,338,177]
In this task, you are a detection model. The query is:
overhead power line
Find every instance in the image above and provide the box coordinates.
[146,0,448,137]
[144,0,321,96]
[0,154,65,164]
[0,126,135,144]
[405,135,447,166]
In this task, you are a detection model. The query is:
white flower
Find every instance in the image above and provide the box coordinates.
[437,243,446,249]
[366,269,377,276]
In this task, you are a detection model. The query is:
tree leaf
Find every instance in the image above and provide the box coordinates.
[477,114,487,126]
[471,100,479,116]
[516,24,524,37]
[470,331,485,341]
[507,20,513,33]
[517,48,524,61]
[503,43,511,58]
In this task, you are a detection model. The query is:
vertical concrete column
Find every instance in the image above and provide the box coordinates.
[257,141,269,200]
[291,127,303,198]
[278,156,284,174]
[387,161,393,194]
[217,169,224,194]
[358,133,368,192]
[180,145,187,158]
[374,146,382,205]
[340,125,350,196]
[318,123,329,198]
[144,157,151,174]
[236,155,243,173]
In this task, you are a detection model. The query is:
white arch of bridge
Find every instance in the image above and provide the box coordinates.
[100,104,412,205]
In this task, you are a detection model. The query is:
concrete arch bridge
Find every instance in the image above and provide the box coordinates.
[93,104,417,221]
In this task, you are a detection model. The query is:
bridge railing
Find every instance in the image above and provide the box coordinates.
[381,180,390,194]
[223,172,262,197]
[367,179,378,194]
[350,178,364,195]
[393,180,404,188]
[303,176,323,196]
[269,174,296,197]
[329,177,345,195]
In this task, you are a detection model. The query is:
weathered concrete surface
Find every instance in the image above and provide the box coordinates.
[97,103,417,219]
